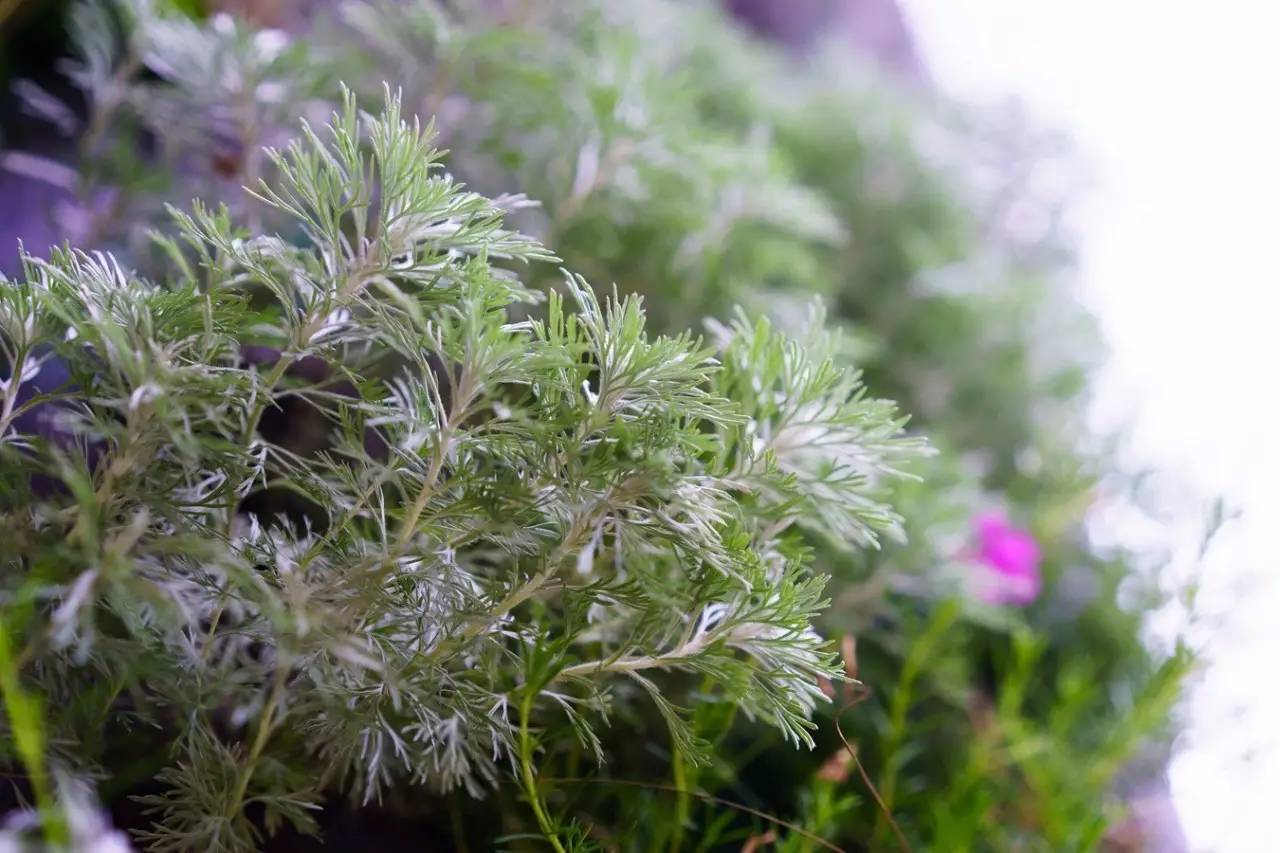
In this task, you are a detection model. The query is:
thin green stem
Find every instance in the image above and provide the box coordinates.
[518,689,566,853]
[667,753,690,853]
[395,431,449,552]
[537,777,846,853]
[226,660,289,825]
[0,613,65,845]
[418,502,607,667]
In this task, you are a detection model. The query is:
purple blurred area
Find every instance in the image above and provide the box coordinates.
[0,173,64,276]
[1,1,83,278]
[724,0,927,81]
[7,347,106,497]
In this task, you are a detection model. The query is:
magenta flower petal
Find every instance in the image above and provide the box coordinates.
[969,512,1043,606]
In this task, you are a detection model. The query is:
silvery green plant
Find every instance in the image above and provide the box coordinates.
[0,87,925,850]
[2,0,1197,848]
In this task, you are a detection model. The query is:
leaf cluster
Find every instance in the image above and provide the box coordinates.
[0,86,923,850]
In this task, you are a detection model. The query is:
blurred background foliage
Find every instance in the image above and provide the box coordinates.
[1,0,1196,849]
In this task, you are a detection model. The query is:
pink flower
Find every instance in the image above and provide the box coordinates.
[970,512,1042,606]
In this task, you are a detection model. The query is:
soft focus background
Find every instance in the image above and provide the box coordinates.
[900,2,1280,850]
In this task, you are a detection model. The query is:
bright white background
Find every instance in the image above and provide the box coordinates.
[899,2,1280,851]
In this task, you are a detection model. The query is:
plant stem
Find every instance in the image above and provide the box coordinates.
[395,429,449,552]
[0,613,65,845]
[226,662,288,826]
[518,688,566,853]
[667,753,690,853]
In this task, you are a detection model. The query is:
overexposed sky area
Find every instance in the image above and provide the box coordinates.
[899,2,1280,850]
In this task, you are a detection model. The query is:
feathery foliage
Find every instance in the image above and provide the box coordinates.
[0,86,923,850]
[0,0,1198,849]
